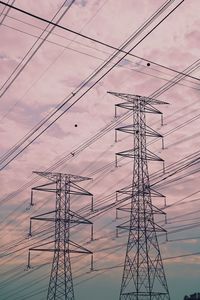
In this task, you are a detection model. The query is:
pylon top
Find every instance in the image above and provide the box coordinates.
[33,171,91,182]
[108,91,169,105]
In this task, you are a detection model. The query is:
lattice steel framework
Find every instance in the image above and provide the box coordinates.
[109,91,170,300]
[28,171,93,300]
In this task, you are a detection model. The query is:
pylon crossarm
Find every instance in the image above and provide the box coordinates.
[116,189,165,210]
[33,171,58,182]
[148,219,167,233]
[29,248,90,254]
[31,210,92,224]
[116,148,164,162]
[33,171,91,183]
[147,98,169,106]
[32,181,57,193]
[31,217,55,222]
[144,104,163,114]
[69,240,92,254]
[30,210,57,221]
[116,124,163,138]
[118,222,166,233]
[145,124,163,138]
[30,248,57,252]
[68,174,91,182]
[108,91,169,105]
[32,187,56,193]
[121,291,169,296]
[146,149,164,162]
[69,181,93,196]
[29,240,92,255]
[116,203,165,216]
[116,102,137,111]
[149,188,165,198]
[115,102,164,116]
[69,210,92,225]
[116,124,137,135]
[146,202,166,215]
[108,91,144,103]
[117,184,150,198]
[116,148,135,158]
[117,185,133,195]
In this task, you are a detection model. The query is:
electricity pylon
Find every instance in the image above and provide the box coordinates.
[109,91,170,300]
[28,171,94,300]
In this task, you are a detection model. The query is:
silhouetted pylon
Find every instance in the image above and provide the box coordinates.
[109,91,170,300]
[28,171,94,300]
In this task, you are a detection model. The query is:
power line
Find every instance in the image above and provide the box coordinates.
[0,103,199,211]
[0,0,75,98]
[0,0,198,240]
[1,7,199,85]
[0,116,198,244]
[0,1,110,122]
[0,0,15,25]
[0,204,199,300]
[0,0,186,169]
[0,192,199,298]
[0,0,196,82]
[0,22,199,106]
[1,148,197,258]
[0,2,198,292]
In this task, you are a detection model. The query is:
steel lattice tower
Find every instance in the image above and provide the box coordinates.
[109,91,170,300]
[28,171,94,300]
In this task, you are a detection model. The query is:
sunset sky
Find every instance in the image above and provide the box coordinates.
[0,0,200,299]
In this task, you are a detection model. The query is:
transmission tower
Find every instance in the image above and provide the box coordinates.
[109,91,170,300]
[27,171,94,300]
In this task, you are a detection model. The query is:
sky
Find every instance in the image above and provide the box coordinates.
[0,0,200,299]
